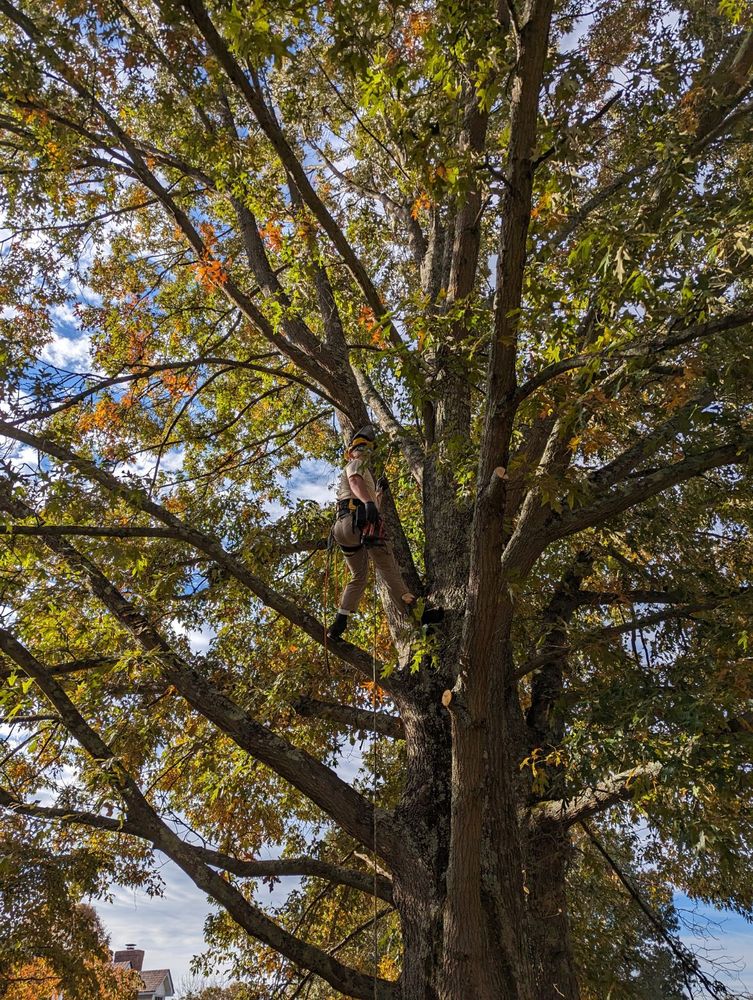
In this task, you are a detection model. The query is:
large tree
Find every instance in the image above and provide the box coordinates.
[0,0,752,997]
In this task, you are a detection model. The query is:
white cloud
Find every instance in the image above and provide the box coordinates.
[264,459,335,522]
[288,460,335,506]
[115,448,185,481]
[66,274,103,307]
[50,303,79,327]
[172,621,215,655]
[40,331,93,370]
[6,444,43,474]
[264,499,287,523]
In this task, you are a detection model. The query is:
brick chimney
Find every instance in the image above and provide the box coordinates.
[113,944,145,971]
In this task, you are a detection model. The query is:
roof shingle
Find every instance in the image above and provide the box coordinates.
[138,969,171,994]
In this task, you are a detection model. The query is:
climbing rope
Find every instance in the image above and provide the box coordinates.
[371,570,379,998]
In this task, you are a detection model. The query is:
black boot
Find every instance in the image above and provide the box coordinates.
[326,613,349,641]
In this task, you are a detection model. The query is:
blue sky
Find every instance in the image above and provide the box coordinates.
[675,896,753,997]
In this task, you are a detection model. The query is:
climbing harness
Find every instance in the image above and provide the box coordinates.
[334,497,387,551]
[336,496,362,520]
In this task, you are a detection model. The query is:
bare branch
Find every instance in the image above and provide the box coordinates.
[580,821,731,999]
[515,585,753,680]
[534,92,622,169]
[514,310,753,406]
[313,142,427,268]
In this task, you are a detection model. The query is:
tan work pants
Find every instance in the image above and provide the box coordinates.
[332,516,412,616]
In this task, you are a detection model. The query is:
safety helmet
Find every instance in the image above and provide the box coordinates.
[347,424,376,453]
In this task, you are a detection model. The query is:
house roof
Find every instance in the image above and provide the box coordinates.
[114,961,133,971]
[138,969,174,996]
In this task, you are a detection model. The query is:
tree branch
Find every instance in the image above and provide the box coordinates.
[0,488,410,866]
[550,439,753,542]
[516,585,753,678]
[525,550,593,743]
[514,310,753,406]
[0,789,393,903]
[313,142,426,268]
[178,0,409,355]
[291,696,404,740]
[352,367,424,487]
[0,522,328,564]
[588,390,715,490]
[0,636,397,1000]
[0,656,118,680]
[0,523,186,540]
[531,763,662,827]
[579,821,730,999]
[188,848,394,905]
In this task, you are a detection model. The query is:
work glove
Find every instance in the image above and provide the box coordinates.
[365,501,379,524]
[376,475,389,493]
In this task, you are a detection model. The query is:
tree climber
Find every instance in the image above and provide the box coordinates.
[326,425,442,641]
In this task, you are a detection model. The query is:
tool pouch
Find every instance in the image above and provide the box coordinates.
[361,519,386,547]
[353,501,367,531]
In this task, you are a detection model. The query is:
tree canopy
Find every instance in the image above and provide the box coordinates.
[1,0,753,997]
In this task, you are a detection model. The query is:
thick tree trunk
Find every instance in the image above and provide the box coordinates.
[393,753,580,1000]
[392,688,452,998]
[392,630,579,1000]
[397,659,540,997]
[526,819,581,1000]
